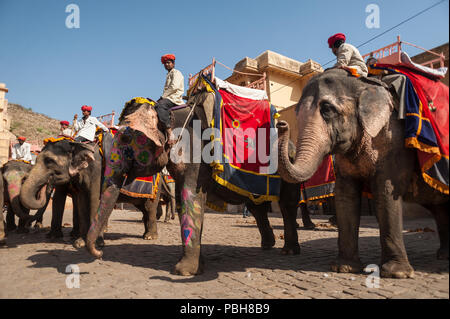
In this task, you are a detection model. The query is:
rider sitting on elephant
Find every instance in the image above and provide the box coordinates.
[328,33,368,77]
[59,120,74,138]
[11,136,32,162]
[155,53,185,146]
[73,105,108,142]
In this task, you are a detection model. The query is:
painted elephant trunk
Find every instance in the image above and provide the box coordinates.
[277,120,327,184]
[20,170,50,210]
[86,185,121,258]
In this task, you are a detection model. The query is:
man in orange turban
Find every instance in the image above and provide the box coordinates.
[155,54,185,145]
[328,33,368,77]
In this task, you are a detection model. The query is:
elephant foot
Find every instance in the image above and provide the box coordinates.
[73,237,86,249]
[437,247,449,260]
[380,260,414,279]
[33,222,44,229]
[46,230,64,239]
[173,256,204,276]
[16,227,30,234]
[330,258,363,273]
[261,233,276,250]
[0,237,6,246]
[143,232,158,240]
[281,243,301,255]
[96,237,105,248]
[328,215,338,227]
[302,221,316,230]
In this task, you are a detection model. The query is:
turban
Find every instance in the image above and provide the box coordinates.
[81,105,92,112]
[18,136,26,141]
[60,120,70,126]
[328,33,346,48]
[161,54,176,64]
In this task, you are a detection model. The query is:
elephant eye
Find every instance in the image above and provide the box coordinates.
[320,101,337,120]
[44,157,57,166]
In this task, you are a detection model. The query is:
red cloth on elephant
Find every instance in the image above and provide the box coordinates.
[374,64,449,194]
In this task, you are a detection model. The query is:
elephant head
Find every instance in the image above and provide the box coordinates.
[277,69,393,183]
[2,160,37,222]
[20,140,95,210]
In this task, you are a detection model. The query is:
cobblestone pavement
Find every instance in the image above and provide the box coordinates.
[0,207,448,299]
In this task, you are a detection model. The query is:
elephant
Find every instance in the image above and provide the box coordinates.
[277,68,449,278]
[19,136,167,247]
[85,92,303,276]
[1,160,51,233]
[156,169,176,222]
[0,169,5,245]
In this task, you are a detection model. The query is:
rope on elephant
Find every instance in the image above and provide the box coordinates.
[173,100,198,147]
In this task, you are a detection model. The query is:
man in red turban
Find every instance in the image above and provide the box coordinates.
[12,136,32,162]
[59,120,73,138]
[154,54,185,145]
[328,33,368,77]
[73,105,108,142]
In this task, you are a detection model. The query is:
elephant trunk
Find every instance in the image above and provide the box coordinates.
[20,168,50,210]
[86,185,120,259]
[277,120,328,184]
[3,170,36,222]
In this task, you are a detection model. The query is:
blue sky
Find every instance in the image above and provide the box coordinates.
[0,0,448,122]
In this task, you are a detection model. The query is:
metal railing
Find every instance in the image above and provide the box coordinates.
[362,35,445,69]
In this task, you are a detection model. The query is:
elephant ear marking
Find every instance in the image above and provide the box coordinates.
[358,86,392,138]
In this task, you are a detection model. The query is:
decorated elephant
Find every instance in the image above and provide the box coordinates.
[277,68,449,278]
[156,168,176,222]
[19,136,165,248]
[85,85,304,276]
[1,160,51,233]
[0,169,5,245]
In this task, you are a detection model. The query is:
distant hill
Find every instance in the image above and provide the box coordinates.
[8,103,61,146]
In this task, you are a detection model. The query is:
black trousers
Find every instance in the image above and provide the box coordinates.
[154,98,176,129]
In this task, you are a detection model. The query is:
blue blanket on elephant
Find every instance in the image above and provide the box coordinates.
[200,75,281,204]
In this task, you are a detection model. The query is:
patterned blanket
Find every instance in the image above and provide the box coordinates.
[373,64,449,194]
[299,155,335,204]
[202,75,281,204]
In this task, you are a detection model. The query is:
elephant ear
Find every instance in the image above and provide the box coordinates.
[69,142,96,177]
[358,85,393,138]
[120,103,163,147]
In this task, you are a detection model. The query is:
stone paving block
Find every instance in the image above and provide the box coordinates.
[0,210,448,299]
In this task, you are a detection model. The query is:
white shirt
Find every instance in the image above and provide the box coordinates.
[11,142,32,161]
[334,43,368,77]
[74,116,108,141]
[61,128,74,137]
[162,68,185,105]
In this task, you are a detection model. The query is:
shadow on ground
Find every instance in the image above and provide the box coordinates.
[24,231,448,284]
